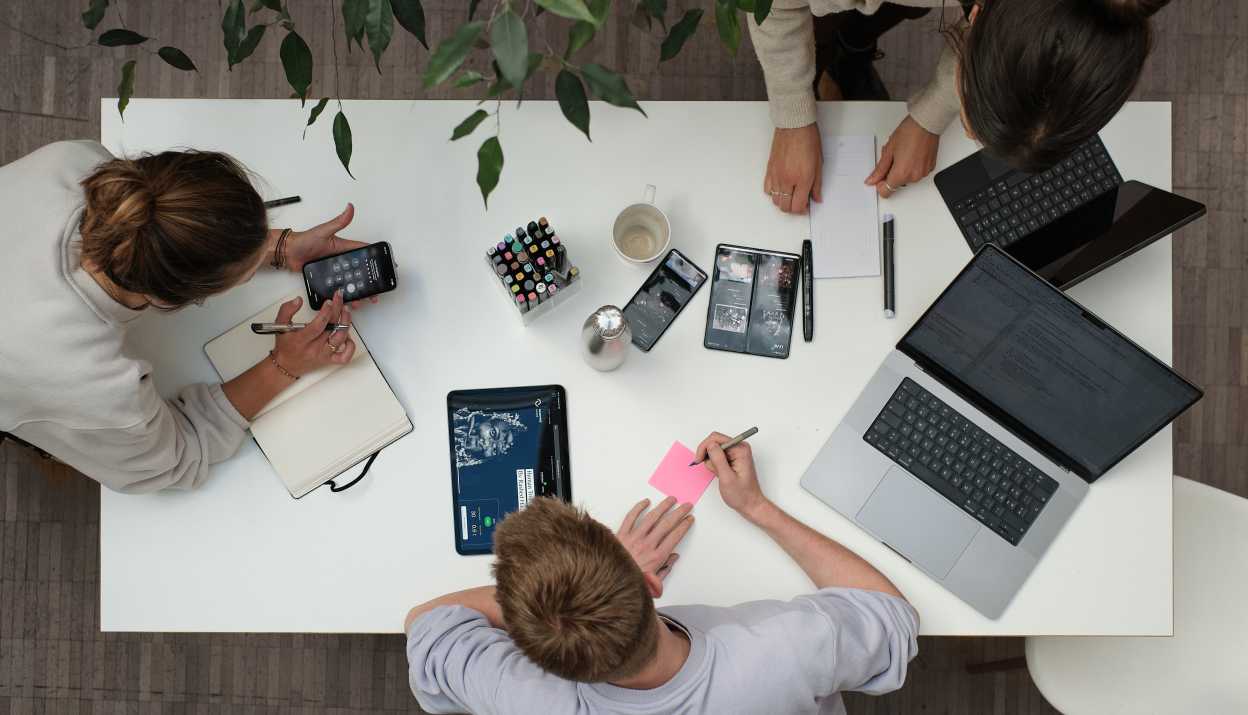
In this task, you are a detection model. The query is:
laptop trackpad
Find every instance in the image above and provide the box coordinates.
[856,467,979,579]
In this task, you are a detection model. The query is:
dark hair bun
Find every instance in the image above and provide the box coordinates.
[1097,0,1168,24]
[79,151,267,308]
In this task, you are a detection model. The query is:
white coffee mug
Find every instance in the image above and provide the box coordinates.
[612,185,671,265]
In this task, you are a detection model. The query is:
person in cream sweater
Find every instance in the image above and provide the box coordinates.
[0,141,372,493]
[751,0,1169,212]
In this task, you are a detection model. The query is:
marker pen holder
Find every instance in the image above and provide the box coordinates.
[483,217,583,326]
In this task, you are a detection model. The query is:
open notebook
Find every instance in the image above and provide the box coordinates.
[205,296,412,498]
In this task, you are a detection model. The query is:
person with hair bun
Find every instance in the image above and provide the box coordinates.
[0,140,376,492]
[754,0,1169,213]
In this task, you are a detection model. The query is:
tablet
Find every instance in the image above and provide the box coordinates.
[446,385,572,555]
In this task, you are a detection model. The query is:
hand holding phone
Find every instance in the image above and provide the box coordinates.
[303,241,398,309]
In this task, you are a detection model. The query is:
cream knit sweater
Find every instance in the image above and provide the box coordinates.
[748,0,962,133]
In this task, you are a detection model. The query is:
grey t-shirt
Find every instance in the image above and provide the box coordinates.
[406,587,919,715]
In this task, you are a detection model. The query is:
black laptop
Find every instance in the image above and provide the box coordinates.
[935,135,1205,289]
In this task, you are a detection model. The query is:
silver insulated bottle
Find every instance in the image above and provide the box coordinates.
[581,305,631,372]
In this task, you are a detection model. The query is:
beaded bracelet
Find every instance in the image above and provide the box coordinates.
[268,350,298,381]
[270,228,293,269]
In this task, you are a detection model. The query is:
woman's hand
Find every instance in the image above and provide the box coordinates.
[282,204,379,307]
[764,124,823,214]
[270,292,355,377]
[865,116,941,199]
[616,496,694,586]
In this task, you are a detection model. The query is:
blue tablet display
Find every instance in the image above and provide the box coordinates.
[446,385,571,555]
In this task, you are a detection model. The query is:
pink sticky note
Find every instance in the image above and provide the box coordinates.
[648,441,715,506]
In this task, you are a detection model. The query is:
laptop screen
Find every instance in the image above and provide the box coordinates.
[898,246,1201,482]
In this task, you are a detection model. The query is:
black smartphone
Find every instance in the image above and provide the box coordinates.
[622,248,708,351]
[302,241,397,309]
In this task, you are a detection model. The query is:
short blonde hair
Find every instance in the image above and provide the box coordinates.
[492,498,658,682]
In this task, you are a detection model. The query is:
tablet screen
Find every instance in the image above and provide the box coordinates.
[446,385,571,555]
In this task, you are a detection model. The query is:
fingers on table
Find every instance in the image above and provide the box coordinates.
[656,552,680,578]
[656,510,694,554]
[636,496,678,536]
[619,498,651,534]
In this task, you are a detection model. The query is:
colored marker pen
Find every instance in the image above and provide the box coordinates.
[494,263,507,276]
[539,216,549,229]
[515,227,527,240]
[536,257,546,269]
[516,294,528,313]
[527,221,539,236]
[527,291,537,306]
[546,283,557,299]
[524,279,535,292]
[511,284,521,294]
[504,275,514,285]
[544,272,554,284]
[535,283,547,303]
[487,246,497,258]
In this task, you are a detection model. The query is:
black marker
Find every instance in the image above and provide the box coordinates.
[515,227,527,240]
[802,239,814,342]
[263,195,301,209]
[883,213,896,319]
[527,221,540,236]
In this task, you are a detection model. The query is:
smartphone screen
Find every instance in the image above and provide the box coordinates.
[622,249,707,351]
[303,242,397,309]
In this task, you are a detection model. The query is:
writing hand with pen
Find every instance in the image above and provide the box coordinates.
[270,289,356,375]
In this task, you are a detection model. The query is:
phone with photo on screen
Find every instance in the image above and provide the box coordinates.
[302,242,398,309]
[622,248,708,351]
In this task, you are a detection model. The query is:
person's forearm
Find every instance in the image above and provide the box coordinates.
[404,586,502,632]
[743,499,903,598]
[220,357,294,422]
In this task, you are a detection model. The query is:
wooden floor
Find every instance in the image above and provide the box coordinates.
[2,1,1243,713]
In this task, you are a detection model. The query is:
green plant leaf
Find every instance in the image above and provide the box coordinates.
[451,109,489,141]
[235,24,267,65]
[588,0,611,23]
[565,21,594,58]
[753,0,772,24]
[365,0,393,73]
[580,63,645,116]
[643,0,667,27]
[454,70,485,88]
[490,9,528,91]
[534,0,597,25]
[714,0,740,54]
[81,0,109,30]
[251,0,282,11]
[333,110,355,179]
[280,31,313,105]
[343,0,366,51]
[476,136,503,209]
[468,0,481,19]
[660,8,701,61]
[222,0,246,66]
[422,21,484,88]
[157,46,197,71]
[116,59,136,119]
[555,69,590,141]
[98,28,147,46]
[735,0,754,11]
[303,97,329,138]
[390,0,427,48]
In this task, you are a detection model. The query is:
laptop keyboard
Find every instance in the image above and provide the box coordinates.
[863,378,1060,546]
[951,136,1124,251]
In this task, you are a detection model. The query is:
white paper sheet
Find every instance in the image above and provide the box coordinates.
[808,135,881,278]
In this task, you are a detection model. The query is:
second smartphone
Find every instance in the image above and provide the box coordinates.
[303,241,397,309]
[622,248,708,351]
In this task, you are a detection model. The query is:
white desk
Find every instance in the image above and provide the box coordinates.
[100,99,1175,636]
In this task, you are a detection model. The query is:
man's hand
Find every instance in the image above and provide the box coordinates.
[695,432,768,519]
[616,497,694,585]
[764,124,824,214]
[865,116,940,199]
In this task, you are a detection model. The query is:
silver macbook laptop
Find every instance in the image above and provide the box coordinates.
[801,246,1201,618]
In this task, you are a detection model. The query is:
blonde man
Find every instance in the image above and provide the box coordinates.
[404,432,918,714]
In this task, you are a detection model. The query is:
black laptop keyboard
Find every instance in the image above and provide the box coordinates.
[951,136,1124,251]
[863,378,1060,546]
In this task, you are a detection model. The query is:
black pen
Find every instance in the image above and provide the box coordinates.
[251,322,349,334]
[882,213,896,319]
[802,239,814,342]
[263,195,302,209]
